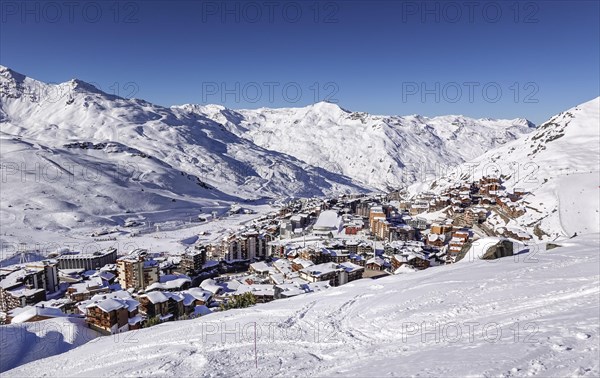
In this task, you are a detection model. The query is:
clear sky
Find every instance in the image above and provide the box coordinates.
[1,0,598,124]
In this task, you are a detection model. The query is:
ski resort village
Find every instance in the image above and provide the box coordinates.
[0,174,525,329]
[0,65,598,376]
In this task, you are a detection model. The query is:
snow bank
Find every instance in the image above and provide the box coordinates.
[0,317,100,373]
[460,237,527,263]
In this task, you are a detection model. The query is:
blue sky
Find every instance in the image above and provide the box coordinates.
[1,0,598,124]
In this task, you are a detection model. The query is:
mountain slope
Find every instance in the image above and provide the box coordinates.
[0,65,369,201]
[182,102,535,191]
[4,235,599,377]
[415,97,600,239]
[1,66,376,240]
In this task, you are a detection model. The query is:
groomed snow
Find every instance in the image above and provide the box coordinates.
[5,235,599,377]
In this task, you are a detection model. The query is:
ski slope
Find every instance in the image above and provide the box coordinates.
[5,235,599,377]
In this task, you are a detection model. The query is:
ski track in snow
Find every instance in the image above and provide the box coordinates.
[4,235,599,377]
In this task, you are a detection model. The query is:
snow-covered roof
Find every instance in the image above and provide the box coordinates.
[291,258,314,268]
[95,298,127,313]
[181,288,213,305]
[193,305,212,317]
[141,291,169,304]
[313,210,342,231]
[128,315,144,325]
[10,306,67,323]
[249,261,272,273]
[306,281,330,292]
[428,233,446,242]
[199,279,223,295]
[301,262,341,277]
[338,261,364,273]
[146,275,190,292]
[366,256,385,266]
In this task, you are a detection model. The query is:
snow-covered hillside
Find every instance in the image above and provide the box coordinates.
[180,102,535,191]
[0,317,100,373]
[415,97,600,240]
[5,235,599,377]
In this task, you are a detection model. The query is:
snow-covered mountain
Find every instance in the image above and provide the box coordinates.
[1,66,376,238]
[0,65,368,202]
[0,66,538,236]
[4,235,599,377]
[0,66,535,198]
[180,102,535,191]
[414,97,600,240]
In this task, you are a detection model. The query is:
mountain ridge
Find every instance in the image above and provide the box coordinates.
[1,66,536,193]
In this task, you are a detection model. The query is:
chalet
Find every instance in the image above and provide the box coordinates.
[299,262,342,285]
[430,223,452,235]
[452,230,470,243]
[85,296,141,335]
[338,262,365,282]
[366,256,386,271]
[138,291,185,321]
[496,196,526,217]
[430,196,451,211]
[357,242,374,255]
[344,225,360,235]
[291,258,314,272]
[272,259,296,279]
[391,252,431,271]
[409,201,429,216]
[345,240,359,254]
[66,276,110,302]
[199,278,224,296]
[448,230,470,259]
[329,250,350,263]
[465,207,488,224]
[511,188,527,200]
[407,217,428,230]
[299,261,363,286]
[426,233,446,248]
[500,227,532,241]
[274,283,309,299]
[348,254,366,267]
[248,261,273,277]
[181,288,213,314]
